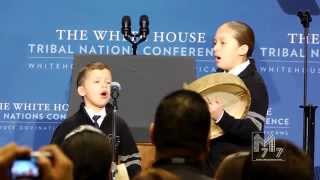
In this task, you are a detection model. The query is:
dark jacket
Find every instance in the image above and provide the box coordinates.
[51,103,141,178]
[208,59,269,173]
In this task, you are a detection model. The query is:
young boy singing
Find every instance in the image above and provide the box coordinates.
[51,62,141,178]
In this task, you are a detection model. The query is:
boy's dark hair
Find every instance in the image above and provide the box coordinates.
[153,89,210,156]
[61,125,112,180]
[224,21,255,57]
[242,139,313,180]
[76,62,112,87]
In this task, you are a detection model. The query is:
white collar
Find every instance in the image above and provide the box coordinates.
[84,106,106,127]
[228,60,250,76]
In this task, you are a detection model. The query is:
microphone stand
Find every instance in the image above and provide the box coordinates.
[124,35,147,55]
[121,15,149,55]
[297,11,317,170]
[111,90,120,180]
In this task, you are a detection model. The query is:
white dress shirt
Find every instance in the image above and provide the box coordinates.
[84,106,107,127]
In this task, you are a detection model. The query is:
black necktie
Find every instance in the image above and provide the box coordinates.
[92,115,101,128]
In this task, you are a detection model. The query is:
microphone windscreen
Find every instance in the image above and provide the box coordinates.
[111,81,121,91]
[122,16,131,27]
[139,15,149,27]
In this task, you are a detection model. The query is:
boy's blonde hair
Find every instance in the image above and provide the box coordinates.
[76,62,112,87]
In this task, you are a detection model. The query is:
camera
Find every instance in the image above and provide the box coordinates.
[10,151,51,180]
[11,156,39,180]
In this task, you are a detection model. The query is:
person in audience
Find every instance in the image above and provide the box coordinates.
[0,143,73,180]
[50,62,141,178]
[133,168,180,180]
[61,125,113,180]
[214,151,249,180]
[150,89,212,180]
[207,20,269,175]
[241,139,313,180]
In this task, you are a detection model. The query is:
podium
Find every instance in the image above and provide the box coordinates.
[68,55,196,142]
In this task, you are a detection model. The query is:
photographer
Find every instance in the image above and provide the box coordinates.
[0,143,73,180]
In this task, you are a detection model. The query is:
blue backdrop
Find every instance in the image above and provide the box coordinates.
[1,0,319,170]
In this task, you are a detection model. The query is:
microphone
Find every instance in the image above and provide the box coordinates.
[111,81,121,99]
[139,15,149,39]
[297,11,312,28]
[121,16,132,38]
